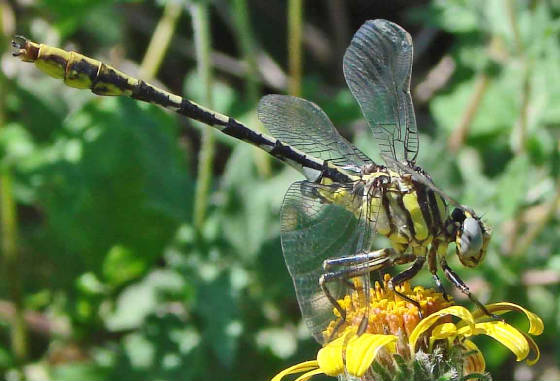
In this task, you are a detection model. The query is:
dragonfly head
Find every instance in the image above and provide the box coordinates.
[451,208,491,268]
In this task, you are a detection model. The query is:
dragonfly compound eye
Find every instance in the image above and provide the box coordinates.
[456,217,484,267]
[451,207,466,223]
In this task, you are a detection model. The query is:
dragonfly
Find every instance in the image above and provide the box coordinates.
[12,19,493,344]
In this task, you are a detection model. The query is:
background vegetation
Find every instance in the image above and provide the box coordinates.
[0,0,559,380]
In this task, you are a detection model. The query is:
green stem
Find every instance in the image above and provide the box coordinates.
[0,172,26,366]
[190,1,215,230]
[1,3,27,372]
[139,1,183,80]
[287,0,303,96]
[447,72,489,153]
[505,0,523,55]
[232,0,259,103]
[231,0,271,176]
[505,0,530,155]
[513,181,560,257]
[516,62,531,155]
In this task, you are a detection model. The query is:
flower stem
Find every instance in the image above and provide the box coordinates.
[232,0,259,103]
[139,0,183,81]
[231,0,270,176]
[448,72,489,153]
[287,0,303,97]
[0,172,26,365]
[0,2,28,371]
[190,0,215,230]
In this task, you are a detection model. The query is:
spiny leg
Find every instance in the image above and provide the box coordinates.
[320,249,396,340]
[359,274,371,336]
[321,250,397,283]
[440,259,503,321]
[319,273,347,339]
[432,273,448,301]
[428,243,449,301]
[323,251,387,270]
[387,256,426,318]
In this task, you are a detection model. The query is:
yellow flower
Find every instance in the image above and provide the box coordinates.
[271,275,543,380]
[409,302,544,373]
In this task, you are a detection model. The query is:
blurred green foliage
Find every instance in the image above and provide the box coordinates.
[0,0,559,380]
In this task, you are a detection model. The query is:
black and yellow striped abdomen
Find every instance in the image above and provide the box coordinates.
[12,36,354,185]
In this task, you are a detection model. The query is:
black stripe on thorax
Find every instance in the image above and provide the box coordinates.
[415,183,434,235]
[381,192,396,236]
[427,190,444,234]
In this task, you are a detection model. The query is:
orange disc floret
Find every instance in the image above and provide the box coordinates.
[323,274,454,341]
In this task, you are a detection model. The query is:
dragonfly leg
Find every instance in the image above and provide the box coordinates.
[387,256,426,318]
[432,273,448,301]
[319,274,347,341]
[319,256,391,324]
[342,278,359,290]
[440,259,503,321]
[321,249,396,282]
[322,251,387,270]
[428,244,449,301]
[319,248,397,340]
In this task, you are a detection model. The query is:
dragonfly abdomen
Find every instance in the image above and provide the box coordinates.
[12,36,357,184]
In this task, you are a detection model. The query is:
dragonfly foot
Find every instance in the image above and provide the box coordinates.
[357,314,369,336]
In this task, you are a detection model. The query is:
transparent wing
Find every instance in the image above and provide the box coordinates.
[344,19,419,165]
[258,94,374,168]
[280,181,378,343]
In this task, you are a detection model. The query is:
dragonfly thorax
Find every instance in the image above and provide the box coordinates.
[346,166,448,252]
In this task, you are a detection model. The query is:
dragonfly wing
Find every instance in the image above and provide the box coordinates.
[344,19,419,165]
[258,94,374,168]
[281,181,377,343]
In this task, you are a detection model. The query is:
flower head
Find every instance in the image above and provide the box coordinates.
[271,275,543,381]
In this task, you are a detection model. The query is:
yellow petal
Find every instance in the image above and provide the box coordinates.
[520,331,541,366]
[346,334,397,377]
[317,327,358,376]
[409,306,474,351]
[294,368,324,381]
[462,339,486,374]
[271,361,319,381]
[431,322,457,340]
[464,321,530,362]
[317,337,346,376]
[472,302,544,336]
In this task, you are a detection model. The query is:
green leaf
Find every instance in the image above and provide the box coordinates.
[431,69,520,137]
[219,145,295,260]
[50,362,109,381]
[415,0,482,33]
[105,269,187,331]
[0,123,35,167]
[29,97,193,278]
[496,154,530,219]
[103,245,147,287]
[196,271,239,368]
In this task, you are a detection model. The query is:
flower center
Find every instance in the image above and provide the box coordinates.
[323,274,454,341]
